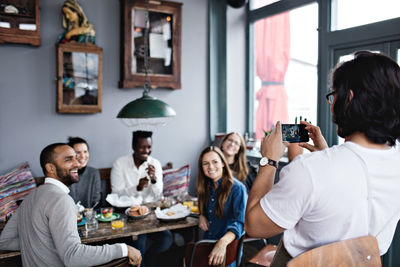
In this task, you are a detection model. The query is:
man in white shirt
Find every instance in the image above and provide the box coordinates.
[245,51,400,266]
[111,131,163,203]
[111,131,171,267]
[0,143,141,267]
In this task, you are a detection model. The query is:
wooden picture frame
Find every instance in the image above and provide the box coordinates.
[0,0,41,46]
[56,42,103,114]
[119,0,182,89]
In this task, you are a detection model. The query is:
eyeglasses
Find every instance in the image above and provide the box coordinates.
[226,138,240,147]
[325,91,336,105]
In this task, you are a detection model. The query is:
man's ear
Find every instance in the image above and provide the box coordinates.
[45,162,55,176]
[349,89,354,101]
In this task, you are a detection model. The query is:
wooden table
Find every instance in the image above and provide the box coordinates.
[0,213,199,263]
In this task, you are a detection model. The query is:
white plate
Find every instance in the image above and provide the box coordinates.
[155,204,190,222]
[125,207,151,220]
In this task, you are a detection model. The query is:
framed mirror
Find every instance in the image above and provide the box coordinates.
[56,42,103,113]
[0,0,41,46]
[119,0,182,89]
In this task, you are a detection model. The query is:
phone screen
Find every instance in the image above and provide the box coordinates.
[281,124,309,143]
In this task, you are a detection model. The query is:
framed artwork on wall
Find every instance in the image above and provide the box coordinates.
[119,0,182,89]
[0,0,41,46]
[56,42,103,114]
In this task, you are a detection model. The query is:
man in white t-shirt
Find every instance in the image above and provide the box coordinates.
[245,51,400,266]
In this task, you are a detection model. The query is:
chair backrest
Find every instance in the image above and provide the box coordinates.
[185,236,244,267]
[287,236,381,267]
[93,257,129,267]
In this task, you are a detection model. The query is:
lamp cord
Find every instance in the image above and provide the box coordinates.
[143,0,151,96]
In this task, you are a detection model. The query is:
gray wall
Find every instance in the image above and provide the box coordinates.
[0,0,211,196]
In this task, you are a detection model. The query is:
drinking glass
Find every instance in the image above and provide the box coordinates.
[84,210,98,232]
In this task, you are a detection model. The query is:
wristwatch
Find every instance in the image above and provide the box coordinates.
[259,157,279,168]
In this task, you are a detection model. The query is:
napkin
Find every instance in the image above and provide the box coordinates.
[155,203,190,220]
[106,193,142,208]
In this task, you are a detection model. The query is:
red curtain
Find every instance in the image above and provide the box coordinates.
[255,12,290,139]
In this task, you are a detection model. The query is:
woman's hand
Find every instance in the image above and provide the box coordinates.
[199,215,209,232]
[299,121,329,152]
[208,239,228,266]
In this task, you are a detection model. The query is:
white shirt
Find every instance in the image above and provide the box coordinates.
[45,177,128,257]
[260,142,400,257]
[111,154,163,203]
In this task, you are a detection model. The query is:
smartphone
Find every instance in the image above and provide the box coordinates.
[281,124,309,143]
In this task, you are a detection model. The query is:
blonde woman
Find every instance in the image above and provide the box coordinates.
[220,132,257,192]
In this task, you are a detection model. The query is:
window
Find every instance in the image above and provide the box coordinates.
[248,0,400,146]
[249,2,318,139]
[331,0,400,31]
[250,0,281,10]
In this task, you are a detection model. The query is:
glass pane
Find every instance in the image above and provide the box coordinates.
[397,49,400,64]
[132,9,173,75]
[252,3,318,140]
[62,52,99,106]
[331,0,400,31]
[250,0,281,11]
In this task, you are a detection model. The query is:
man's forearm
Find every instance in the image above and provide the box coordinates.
[246,165,276,212]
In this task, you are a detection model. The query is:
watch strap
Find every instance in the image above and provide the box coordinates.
[260,157,279,168]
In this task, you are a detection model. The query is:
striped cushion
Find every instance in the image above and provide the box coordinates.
[0,162,37,221]
[163,164,190,198]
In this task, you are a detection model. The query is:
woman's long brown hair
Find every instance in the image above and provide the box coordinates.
[220,132,249,181]
[197,146,233,218]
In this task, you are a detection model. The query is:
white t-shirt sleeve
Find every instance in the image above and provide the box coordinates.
[260,159,314,230]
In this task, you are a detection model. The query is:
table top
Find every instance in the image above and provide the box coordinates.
[81,213,198,244]
[0,212,198,259]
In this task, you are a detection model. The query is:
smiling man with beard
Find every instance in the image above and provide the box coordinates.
[0,143,142,267]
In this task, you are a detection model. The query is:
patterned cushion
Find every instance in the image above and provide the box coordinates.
[0,162,37,221]
[163,164,190,198]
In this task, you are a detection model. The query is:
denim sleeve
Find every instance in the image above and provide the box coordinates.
[226,183,248,239]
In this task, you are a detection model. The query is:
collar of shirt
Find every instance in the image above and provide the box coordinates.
[208,178,222,191]
[44,177,70,194]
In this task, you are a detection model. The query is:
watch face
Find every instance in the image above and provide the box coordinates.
[260,157,268,166]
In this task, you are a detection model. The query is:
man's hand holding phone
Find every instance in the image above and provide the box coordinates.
[298,121,329,152]
[261,121,287,161]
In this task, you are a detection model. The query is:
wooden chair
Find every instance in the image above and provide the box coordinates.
[185,236,244,267]
[93,257,129,267]
[245,244,277,267]
[287,236,381,267]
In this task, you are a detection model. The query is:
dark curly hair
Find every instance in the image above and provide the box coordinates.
[331,51,400,146]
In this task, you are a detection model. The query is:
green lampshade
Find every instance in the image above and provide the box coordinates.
[117,94,176,128]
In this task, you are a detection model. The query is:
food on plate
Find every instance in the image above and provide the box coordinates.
[166,211,176,216]
[111,219,125,229]
[191,206,199,214]
[77,212,83,223]
[128,205,149,217]
[101,208,114,218]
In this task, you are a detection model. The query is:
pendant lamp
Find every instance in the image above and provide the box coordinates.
[117,0,176,129]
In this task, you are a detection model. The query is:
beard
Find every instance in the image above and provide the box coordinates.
[55,165,79,186]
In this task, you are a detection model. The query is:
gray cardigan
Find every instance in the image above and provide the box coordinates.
[0,183,123,267]
[69,166,101,208]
